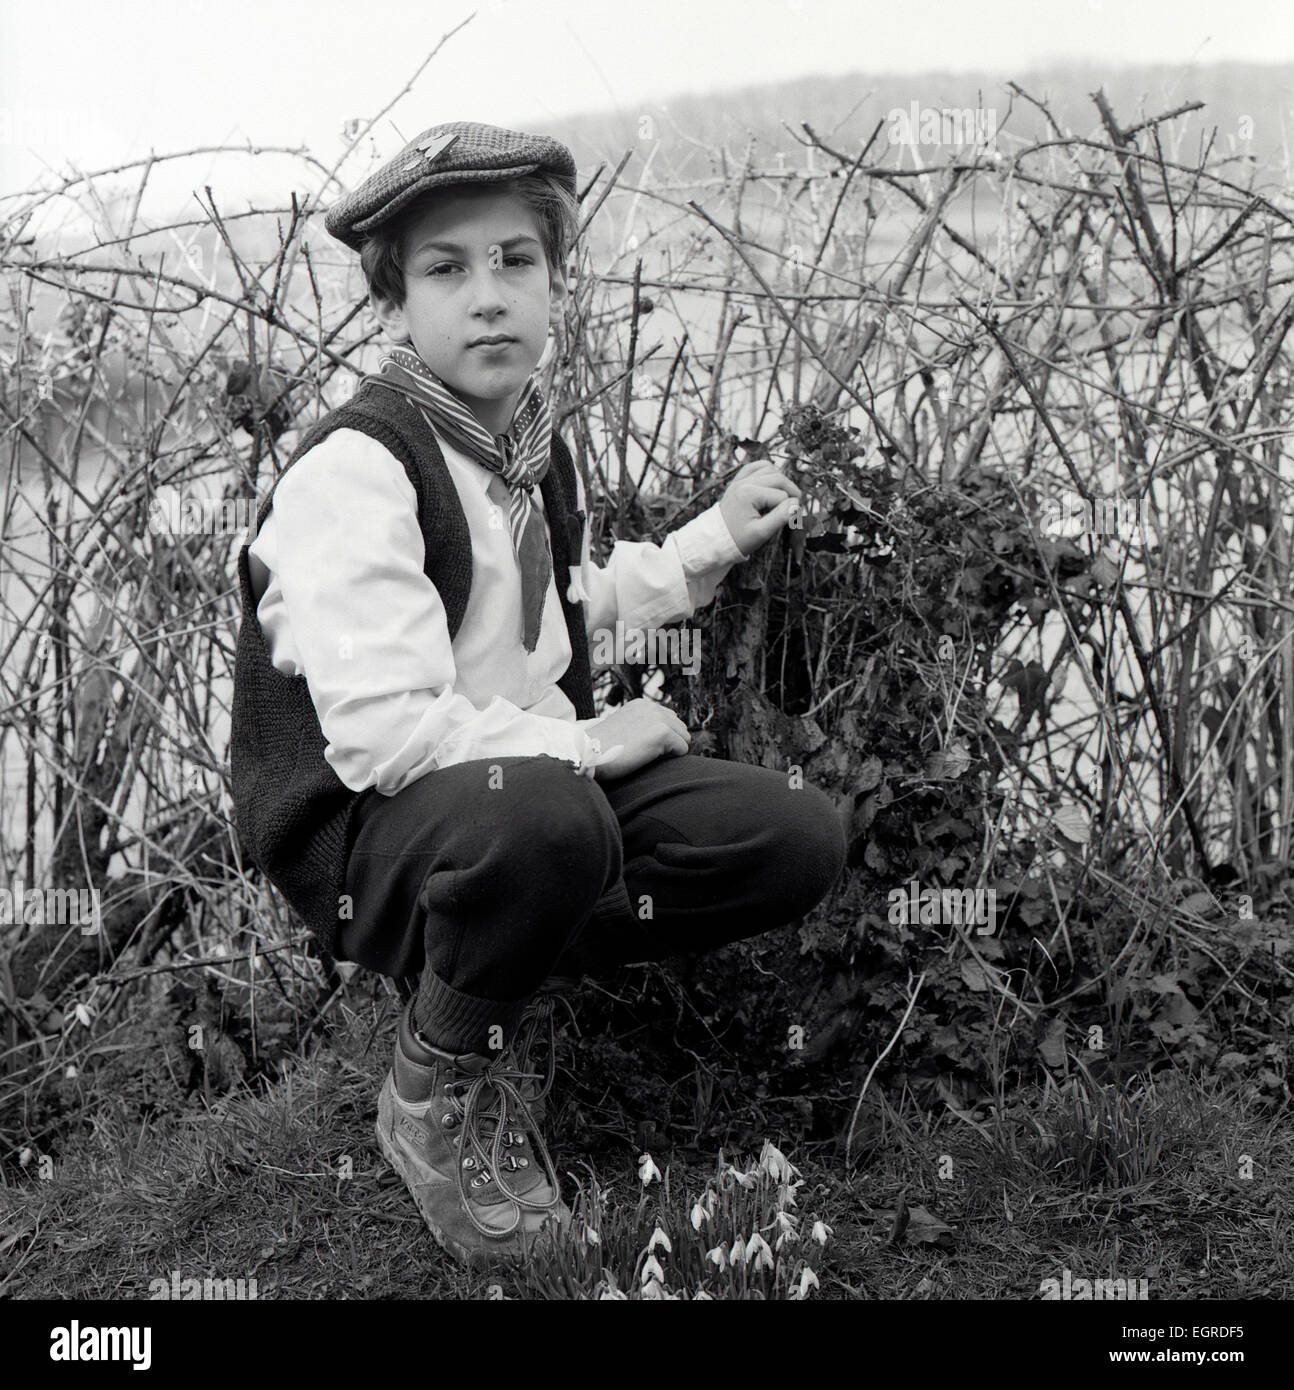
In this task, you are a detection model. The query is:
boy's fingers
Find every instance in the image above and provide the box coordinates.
[762,471,802,500]
[740,462,801,498]
[745,484,790,513]
[751,497,801,540]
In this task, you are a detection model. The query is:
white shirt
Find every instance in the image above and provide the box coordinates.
[245,425,747,795]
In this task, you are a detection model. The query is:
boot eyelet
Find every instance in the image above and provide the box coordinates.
[462,1156,475,1169]
[517,1157,528,1167]
[441,1114,458,1128]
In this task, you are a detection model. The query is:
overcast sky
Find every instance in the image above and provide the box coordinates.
[3,0,1293,211]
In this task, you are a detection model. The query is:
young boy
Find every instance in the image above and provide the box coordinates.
[230,122,846,1270]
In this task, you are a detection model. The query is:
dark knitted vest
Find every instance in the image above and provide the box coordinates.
[229,379,595,957]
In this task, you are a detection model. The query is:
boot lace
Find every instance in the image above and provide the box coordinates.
[445,992,577,1238]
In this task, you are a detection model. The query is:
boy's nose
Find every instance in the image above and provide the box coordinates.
[468,267,509,317]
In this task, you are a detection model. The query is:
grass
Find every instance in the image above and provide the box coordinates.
[3,992,1290,1301]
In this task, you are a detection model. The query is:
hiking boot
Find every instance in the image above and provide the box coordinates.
[375,1001,571,1269]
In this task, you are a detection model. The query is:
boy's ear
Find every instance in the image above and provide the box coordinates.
[369,291,412,344]
[547,262,568,328]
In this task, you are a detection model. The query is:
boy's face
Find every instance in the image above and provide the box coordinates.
[370,184,565,436]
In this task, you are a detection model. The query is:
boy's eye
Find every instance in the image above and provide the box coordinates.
[425,256,534,276]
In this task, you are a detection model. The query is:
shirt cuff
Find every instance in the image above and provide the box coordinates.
[671,501,748,574]
[544,717,602,771]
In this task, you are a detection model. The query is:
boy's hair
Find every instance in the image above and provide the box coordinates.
[359,171,579,308]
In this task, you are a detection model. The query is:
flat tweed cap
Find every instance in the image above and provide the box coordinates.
[324,121,578,251]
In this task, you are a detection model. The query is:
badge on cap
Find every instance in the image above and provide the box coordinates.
[402,131,459,171]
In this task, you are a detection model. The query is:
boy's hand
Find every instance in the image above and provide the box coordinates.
[719,459,802,557]
[586,699,690,780]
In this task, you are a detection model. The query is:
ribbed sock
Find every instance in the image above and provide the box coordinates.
[412,968,528,1055]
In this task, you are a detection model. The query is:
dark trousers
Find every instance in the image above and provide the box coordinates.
[339,753,847,1054]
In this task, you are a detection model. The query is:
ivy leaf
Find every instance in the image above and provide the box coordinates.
[855,755,884,793]
[1002,659,1050,723]
[960,959,991,992]
[1161,988,1201,1027]
[1090,552,1120,591]
[1051,804,1091,846]
[1020,898,1049,926]
[906,1206,955,1247]
[924,743,971,780]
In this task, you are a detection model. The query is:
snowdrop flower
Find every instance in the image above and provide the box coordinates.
[729,1237,747,1266]
[693,1288,714,1300]
[758,1141,800,1185]
[791,1266,820,1299]
[764,1210,799,1243]
[810,1220,833,1246]
[745,1232,774,1271]
[723,1162,758,1190]
[598,1285,628,1301]
[582,1225,601,1246]
[647,1225,672,1255]
[778,1180,803,1211]
[641,1254,665,1285]
[638,1152,662,1185]
[706,1245,728,1270]
[690,1201,708,1232]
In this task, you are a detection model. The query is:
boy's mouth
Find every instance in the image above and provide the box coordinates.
[468,334,517,349]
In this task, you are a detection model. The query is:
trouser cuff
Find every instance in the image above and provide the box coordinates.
[591,878,635,925]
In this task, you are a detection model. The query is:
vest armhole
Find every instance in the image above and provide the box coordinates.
[235,542,313,689]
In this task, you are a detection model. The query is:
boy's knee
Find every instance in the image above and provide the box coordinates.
[765,782,848,912]
[496,757,620,880]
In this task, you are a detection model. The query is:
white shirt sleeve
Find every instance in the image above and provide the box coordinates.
[574,469,748,637]
[260,431,601,795]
